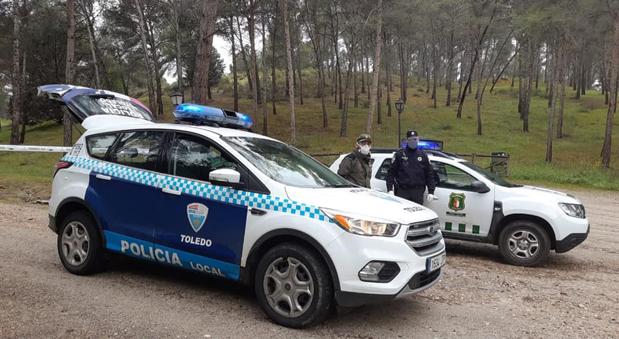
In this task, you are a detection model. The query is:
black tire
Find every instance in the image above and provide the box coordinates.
[57,210,105,275]
[498,220,551,267]
[254,242,333,328]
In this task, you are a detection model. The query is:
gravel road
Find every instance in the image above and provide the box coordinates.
[0,188,617,338]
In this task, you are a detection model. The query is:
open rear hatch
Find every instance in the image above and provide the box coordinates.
[37,84,154,126]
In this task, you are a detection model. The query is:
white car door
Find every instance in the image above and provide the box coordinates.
[371,155,391,192]
[425,159,495,238]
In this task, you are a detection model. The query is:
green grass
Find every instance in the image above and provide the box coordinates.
[1,80,618,201]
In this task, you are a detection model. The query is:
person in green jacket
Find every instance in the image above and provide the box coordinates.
[337,134,373,188]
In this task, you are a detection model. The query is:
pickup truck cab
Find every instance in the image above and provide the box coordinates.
[40,84,446,328]
[331,149,589,266]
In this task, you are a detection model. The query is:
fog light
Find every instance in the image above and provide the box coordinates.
[359,261,400,282]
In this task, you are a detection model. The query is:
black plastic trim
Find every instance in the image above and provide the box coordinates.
[555,228,589,253]
[54,197,105,244]
[487,201,504,243]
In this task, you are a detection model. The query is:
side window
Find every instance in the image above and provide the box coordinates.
[431,161,478,190]
[110,131,165,171]
[375,158,391,180]
[168,134,239,182]
[86,133,118,159]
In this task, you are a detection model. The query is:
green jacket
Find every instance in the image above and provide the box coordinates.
[337,150,372,188]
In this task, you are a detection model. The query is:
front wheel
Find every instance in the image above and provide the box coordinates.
[254,243,333,328]
[499,220,551,267]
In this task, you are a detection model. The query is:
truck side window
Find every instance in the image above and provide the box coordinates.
[109,131,165,172]
[375,158,391,180]
[431,161,477,190]
[86,133,118,159]
[168,134,239,183]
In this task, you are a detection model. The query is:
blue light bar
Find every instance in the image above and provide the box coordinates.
[173,103,254,130]
[400,139,443,151]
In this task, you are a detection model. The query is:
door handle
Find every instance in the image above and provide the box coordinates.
[95,174,111,181]
[250,208,267,216]
[162,187,182,196]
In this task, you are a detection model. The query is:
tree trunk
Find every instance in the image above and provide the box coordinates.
[340,42,354,137]
[63,0,76,146]
[601,18,619,168]
[135,0,157,114]
[282,0,296,144]
[247,0,259,117]
[261,17,268,135]
[236,17,253,96]
[270,13,277,115]
[366,0,383,134]
[457,4,497,118]
[10,0,22,145]
[173,1,183,96]
[192,0,218,104]
[546,41,559,163]
[446,29,454,106]
[84,12,100,88]
[229,18,239,111]
[296,42,304,105]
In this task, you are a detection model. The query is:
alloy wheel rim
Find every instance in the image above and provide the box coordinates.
[508,230,539,259]
[263,257,314,318]
[61,221,90,266]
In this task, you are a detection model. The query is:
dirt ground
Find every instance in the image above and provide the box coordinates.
[0,188,617,338]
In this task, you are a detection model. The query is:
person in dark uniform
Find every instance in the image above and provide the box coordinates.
[337,134,373,188]
[386,130,436,204]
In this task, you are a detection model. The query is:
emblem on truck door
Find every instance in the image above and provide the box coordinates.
[187,203,209,232]
[448,193,465,211]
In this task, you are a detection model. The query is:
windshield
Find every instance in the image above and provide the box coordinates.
[460,161,521,187]
[224,137,354,188]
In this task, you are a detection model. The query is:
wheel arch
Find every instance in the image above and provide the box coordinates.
[494,214,557,249]
[241,229,340,291]
[54,198,105,242]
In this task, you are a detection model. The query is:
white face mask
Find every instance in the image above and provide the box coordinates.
[358,144,371,155]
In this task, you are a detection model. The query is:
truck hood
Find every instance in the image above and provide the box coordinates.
[285,186,438,224]
[503,185,581,204]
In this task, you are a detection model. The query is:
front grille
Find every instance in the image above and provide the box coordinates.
[408,269,441,290]
[405,219,444,256]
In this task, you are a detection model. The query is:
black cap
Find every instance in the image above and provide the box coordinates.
[406,130,419,138]
[356,133,372,144]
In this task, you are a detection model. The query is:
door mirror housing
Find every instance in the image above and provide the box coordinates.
[471,180,490,193]
[209,168,241,187]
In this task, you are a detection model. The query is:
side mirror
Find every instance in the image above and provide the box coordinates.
[471,180,490,193]
[209,168,241,187]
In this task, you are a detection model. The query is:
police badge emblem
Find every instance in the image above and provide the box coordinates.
[448,193,466,211]
[187,203,209,232]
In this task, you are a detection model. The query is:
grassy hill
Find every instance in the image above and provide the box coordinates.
[1,80,618,201]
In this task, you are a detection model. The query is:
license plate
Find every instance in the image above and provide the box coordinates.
[427,251,446,272]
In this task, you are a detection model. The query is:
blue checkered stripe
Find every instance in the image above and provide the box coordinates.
[64,155,330,223]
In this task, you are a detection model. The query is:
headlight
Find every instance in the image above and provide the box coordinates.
[558,203,586,219]
[321,209,400,237]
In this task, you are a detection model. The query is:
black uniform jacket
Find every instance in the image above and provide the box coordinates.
[386,147,436,193]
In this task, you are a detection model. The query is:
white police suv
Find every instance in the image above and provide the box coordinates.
[331,148,589,267]
[41,85,446,328]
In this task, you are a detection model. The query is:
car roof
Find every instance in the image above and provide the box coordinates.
[82,117,274,141]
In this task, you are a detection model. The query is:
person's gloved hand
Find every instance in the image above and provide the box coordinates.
[388,190,395,196]
[426,194,436,201]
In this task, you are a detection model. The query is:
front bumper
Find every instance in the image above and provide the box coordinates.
[555,225,589,253]
[325,223,445,305]
[335,268,442,307]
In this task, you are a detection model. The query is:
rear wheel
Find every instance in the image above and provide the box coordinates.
[57,210,105,275]
[499,220,550,267]
[254,243,333,328]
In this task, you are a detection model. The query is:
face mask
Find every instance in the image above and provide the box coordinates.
[407,137,419,149]
[358,144,371,155]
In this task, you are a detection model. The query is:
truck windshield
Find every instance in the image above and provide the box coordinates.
[460,162,521,188]
[224,137,355,188]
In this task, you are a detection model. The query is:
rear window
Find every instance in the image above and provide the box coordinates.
[86,133,118,159]
[72,95,153,121]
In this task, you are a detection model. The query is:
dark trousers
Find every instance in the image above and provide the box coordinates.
[395,186,425,205]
